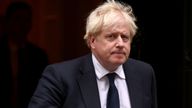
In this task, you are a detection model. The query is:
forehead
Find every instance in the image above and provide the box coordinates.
[12,9,31,17]
[8,9,31,23]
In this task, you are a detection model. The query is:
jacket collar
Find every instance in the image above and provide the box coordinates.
[77,54,101,108]
[123,59,144,108]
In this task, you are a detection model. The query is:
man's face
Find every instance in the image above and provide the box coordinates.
[7,9,32,40]
[90,14,132,71]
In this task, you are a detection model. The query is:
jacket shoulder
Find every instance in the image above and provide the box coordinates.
[51,54,90,69]
[124,58,155,76]
[126,58,153,68]
[43,54,91,77]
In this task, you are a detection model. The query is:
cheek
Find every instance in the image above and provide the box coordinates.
[97,41,112,50]
[125,44,131,53]
[126,43,131,49]
[127,46,131,52]
[104,44,116,53]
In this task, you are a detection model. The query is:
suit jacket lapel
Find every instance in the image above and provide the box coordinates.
[123,60,144,108]
[77,54,101,108]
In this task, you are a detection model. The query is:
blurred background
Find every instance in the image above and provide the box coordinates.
[0,0,189,108]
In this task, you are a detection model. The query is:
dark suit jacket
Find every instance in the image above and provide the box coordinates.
[28,54,157,108]
[0,37,49,108]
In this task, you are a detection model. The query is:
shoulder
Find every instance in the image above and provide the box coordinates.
[125,58,152,68]
[50,54,90,69]
[43,54,91,77]
[123,58,155,76]
[26,42,46,54]
[25,42,49,62]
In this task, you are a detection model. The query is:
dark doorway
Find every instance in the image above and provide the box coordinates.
[117,0,184,108]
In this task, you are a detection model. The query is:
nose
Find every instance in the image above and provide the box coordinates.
[116,36,123,47]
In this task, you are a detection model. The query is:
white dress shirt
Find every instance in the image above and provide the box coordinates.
[92,54,131,108]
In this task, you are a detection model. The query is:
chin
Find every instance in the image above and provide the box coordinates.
[112,59,126,65]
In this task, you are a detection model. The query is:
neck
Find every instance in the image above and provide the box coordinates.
[8,36,26,48]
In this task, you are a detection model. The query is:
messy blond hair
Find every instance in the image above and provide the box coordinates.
[84,0,138,46]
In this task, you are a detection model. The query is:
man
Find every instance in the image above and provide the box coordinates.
[0,15,4,38]
[0,1,49,108]
[28,0,157,108]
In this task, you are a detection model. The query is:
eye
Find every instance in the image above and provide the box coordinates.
[121,34,130,42]
[106,34,117,41]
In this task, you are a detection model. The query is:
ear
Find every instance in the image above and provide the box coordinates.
[89,36,96,49]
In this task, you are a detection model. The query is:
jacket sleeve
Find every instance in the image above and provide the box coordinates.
[151,67,158,108]
[28,65,66,108]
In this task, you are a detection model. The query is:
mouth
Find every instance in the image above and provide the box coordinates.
[111,51,126,55]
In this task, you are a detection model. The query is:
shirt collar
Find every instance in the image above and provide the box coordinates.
[92,54,125,80]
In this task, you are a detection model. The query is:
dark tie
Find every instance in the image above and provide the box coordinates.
[107,73,120,108]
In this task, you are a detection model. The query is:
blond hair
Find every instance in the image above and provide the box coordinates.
[84,0,138,46]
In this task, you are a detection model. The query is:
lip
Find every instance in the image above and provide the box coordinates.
[111,51,125,55]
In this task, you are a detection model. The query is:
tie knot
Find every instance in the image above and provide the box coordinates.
[107,73,116,84]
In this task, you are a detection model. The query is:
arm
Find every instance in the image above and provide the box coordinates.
[151,67,158,108]
[28,65,66,108]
